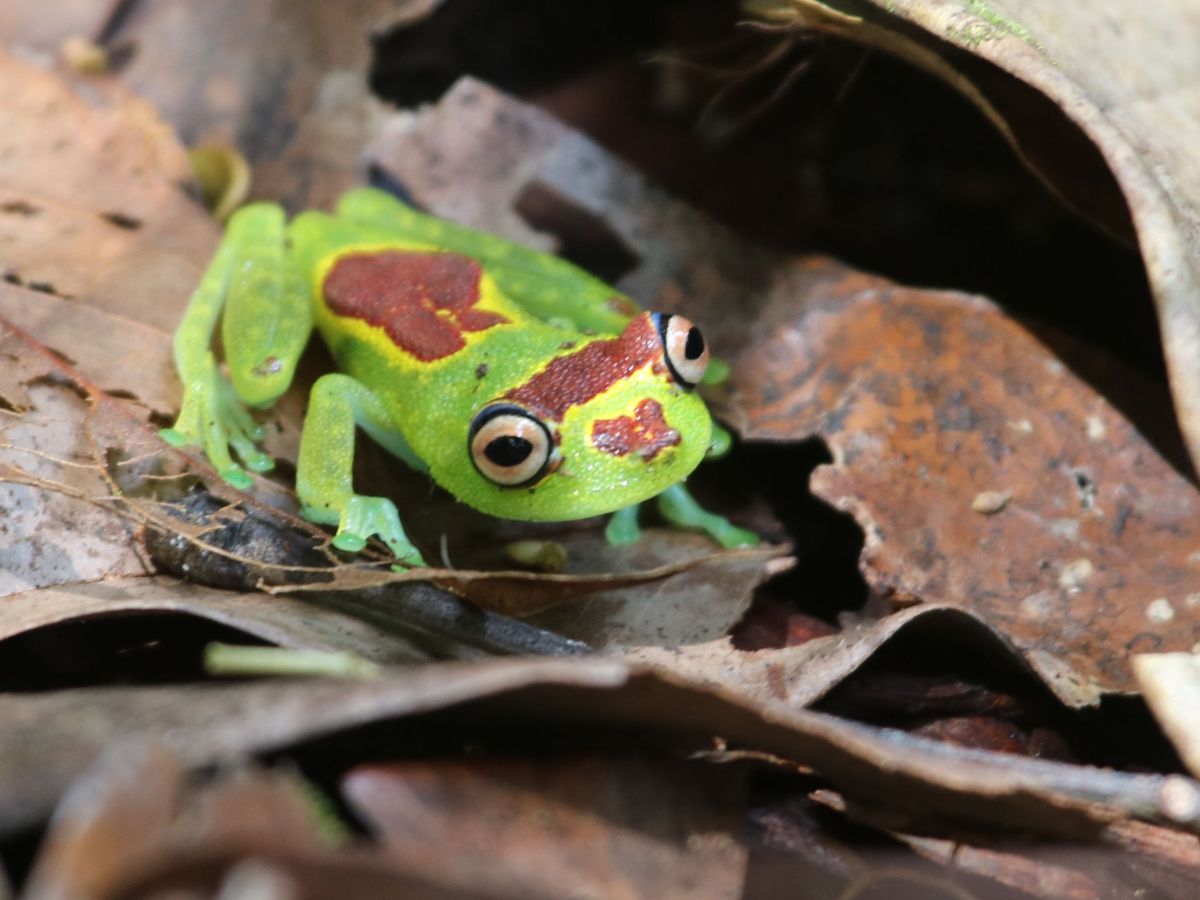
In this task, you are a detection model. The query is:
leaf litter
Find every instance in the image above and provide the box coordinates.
[3,2,1200,896]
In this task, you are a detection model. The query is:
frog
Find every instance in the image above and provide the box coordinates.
[161,187,757,568]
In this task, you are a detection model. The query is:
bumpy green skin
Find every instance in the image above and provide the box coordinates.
[163,188,756,566]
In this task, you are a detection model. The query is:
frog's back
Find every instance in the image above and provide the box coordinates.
[307,240,617,460]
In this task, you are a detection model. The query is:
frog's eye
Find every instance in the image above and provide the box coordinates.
[655,313,709,388]
[469,404,554,487]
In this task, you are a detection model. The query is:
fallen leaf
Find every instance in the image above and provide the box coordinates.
[111,0,404,211]
[628,606,1001,709]
[730,285,1200,704]
[1,658,1196,841]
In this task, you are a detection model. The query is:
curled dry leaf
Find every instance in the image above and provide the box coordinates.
[626,605,1008,709]
[2,658,1198,842]
[730,284,1200,705]
[752,0,1200,498]
[0,577,431,665]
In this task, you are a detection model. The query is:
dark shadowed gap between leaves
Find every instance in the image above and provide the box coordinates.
[812,617,1188,774]
[512,181,642,284]
[368,0,708,105]
[0,614,270,693]
[703,439,870,627]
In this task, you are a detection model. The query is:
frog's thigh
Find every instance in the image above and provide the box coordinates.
[655,483,759,549]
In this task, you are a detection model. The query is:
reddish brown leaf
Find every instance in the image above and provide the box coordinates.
[731,286,1200,704]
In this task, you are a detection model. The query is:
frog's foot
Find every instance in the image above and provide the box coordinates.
[160,359,274,490]
[318,495,427,569]
[656,483,759,549]
[605,504,642,546]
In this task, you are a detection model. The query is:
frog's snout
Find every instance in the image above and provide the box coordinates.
[590,398,681,462]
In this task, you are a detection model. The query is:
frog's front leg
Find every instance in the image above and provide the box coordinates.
[296,374,427,568]
[604,504,642,545]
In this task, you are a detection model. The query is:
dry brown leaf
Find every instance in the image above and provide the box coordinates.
[111,0,405,212]
[343,758,747,900]
[729,283,1200,705]
[627,605,1002,708]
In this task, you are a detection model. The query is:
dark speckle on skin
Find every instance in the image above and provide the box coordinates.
[475,363,488,380]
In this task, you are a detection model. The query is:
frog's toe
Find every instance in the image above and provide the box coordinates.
[389,546,427,570]
[714,523,760,549]
[337,495,425,567]
[331,530,367,553]
[220,466,254,491]
[158,427,192,449]
[228,434,274,473]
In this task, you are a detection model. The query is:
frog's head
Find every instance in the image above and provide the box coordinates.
[437,311,717,521]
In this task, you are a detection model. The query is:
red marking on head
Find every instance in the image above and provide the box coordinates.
[503,312,662,421]
[591,399,681,461]
[324,251,509,362]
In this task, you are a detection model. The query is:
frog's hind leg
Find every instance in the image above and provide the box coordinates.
[297,373,426,568]
[605,480,758,549]
[162,203,312,488]
[655,483,758,549]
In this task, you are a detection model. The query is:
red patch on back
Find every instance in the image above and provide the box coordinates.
[503,312,662,421]
[591,399,680,461]
[324,251,509,362]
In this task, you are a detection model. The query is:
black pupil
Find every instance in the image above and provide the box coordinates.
[485,435,533,467]
[684,327,705,360]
